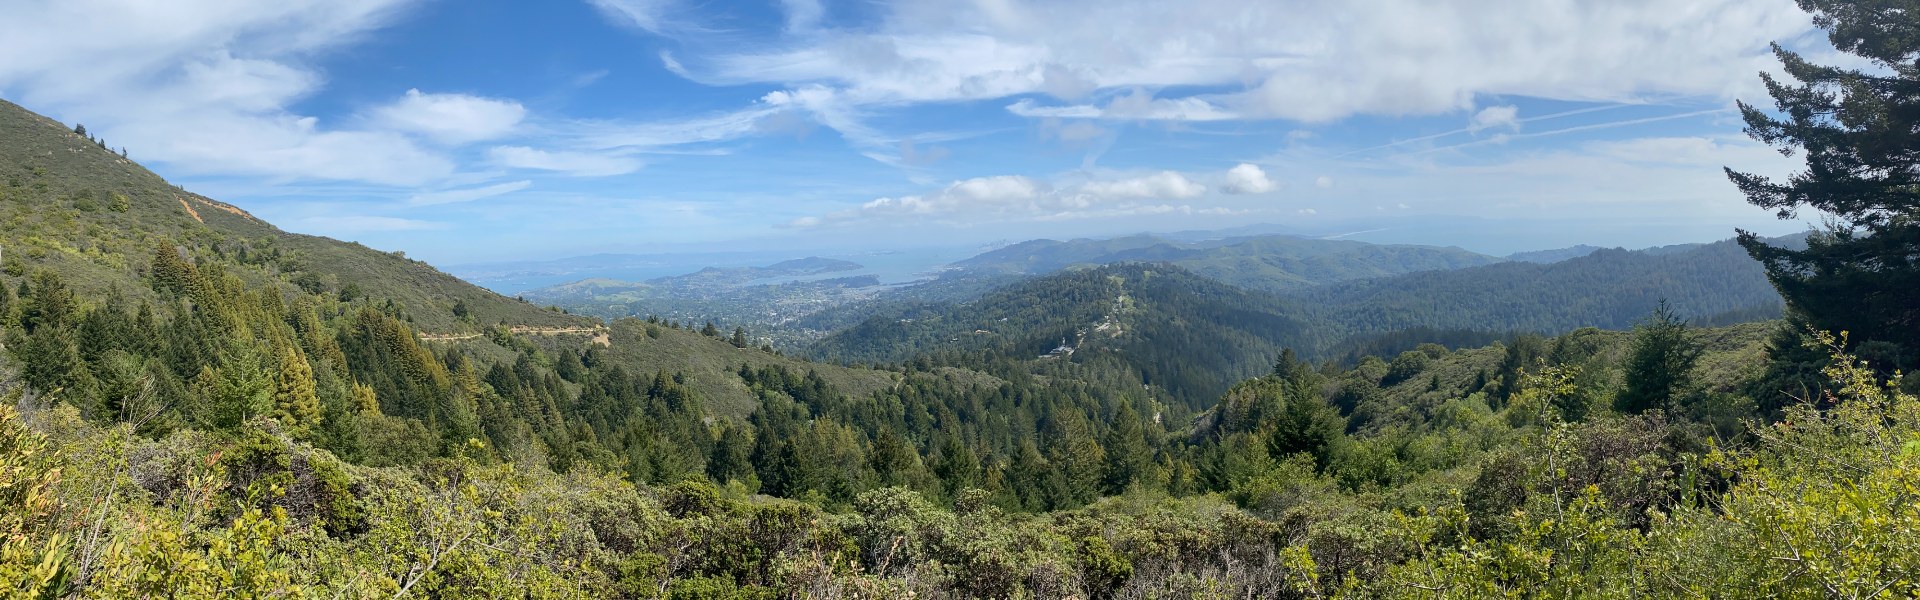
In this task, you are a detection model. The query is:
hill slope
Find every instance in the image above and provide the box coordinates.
[952,233,1503,292]
[811,263,1320,407]
[1291,238,1784,337]
[0,97,892,421]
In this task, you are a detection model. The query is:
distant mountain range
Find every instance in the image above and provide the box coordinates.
[1506,245,1603,263]
[948,233,1502,292]
[807,236,1788,405]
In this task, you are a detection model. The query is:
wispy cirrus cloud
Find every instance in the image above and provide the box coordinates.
[407,180,533,206]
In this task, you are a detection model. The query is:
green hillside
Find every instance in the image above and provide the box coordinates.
[0,98,905,422]
[951,233,1504,292]
[811,263,1321,408]
[1292,238,1785,336]
[0,98,583,334]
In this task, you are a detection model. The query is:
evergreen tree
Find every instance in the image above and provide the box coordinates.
[1727,0,1920,368]
[19,271,75,335]
[928,434,979,500]
[1101,403,1151,495]
[1616,303,1702,414]
[1269,391,1341,472]
[272,348,322,439]
[1042,409,1105,508]
[1744,314,1835,418]
[707,425,753,486]
[868,429,917,487]
[730,327,748,348]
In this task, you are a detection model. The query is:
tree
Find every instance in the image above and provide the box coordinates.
[73,123,85,136]
[867,429,917,488]
[1727,0,1920,369]
[1101,403,1152,495]
[273,348,322,439]
[1616,303,1701,414]
[707,425,753,486]
[730,327,748,349]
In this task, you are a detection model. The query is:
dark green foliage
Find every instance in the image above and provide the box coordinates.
[1617,303,1702,414]
[814,263,1316,408]
[1292,239,1785,337]
[1729,0,1920,373]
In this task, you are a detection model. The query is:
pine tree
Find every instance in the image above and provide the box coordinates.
[1616,302,1702,414]
[1727,0,1920,368]
[730,327,748,348]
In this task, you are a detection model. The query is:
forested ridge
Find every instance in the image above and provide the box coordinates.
[4,1,1920,597]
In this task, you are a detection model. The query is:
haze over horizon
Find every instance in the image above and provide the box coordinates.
[0,0,1834,265]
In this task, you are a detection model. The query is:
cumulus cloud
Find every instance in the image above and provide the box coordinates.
[407,180,532,206]
[1221,163,1276,194]
[372,89,526,144]
[488,146,644,176]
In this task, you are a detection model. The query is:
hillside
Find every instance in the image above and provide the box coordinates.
[0,98,584,334]
[1291,238,1785,337]
[813,238,1784,408]
[520,256,891,348]
[811,263,1320,407]
[951,233,1504,292]
[1507,244,1603,263]
[0,97,896,425]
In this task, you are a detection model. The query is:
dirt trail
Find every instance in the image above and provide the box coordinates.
[417,333,482,342]
[418,325,611,346]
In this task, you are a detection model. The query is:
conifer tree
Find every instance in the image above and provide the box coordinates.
[273,348,322,438]
[868,429,917,487]
[1616,303,1701,414]
[1728,0,1920,367]
[707,425,754,486]
[1101,403,1151,495]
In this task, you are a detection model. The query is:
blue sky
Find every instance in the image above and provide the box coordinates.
[0,0,1835,265]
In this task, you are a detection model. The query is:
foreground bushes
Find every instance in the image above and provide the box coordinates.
[2,338,1916,598]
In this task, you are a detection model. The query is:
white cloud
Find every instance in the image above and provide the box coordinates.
[1468,105,1520,133]
[489,146,644,176]
[1039,119,1109,143]
[792,168,1241,227]
[1221,163,1276,194]
[1009,93,1239,122]
[1079,171,1205,199]
[371,89,525,144]
[586,0,688,35]
[654,0,1811,124]
[1315,176,1335,189]
[296,215,447,233]
[407,180,532,206]
[1297,208,1318,215]
[778,0,824,33]
[0,0,450,186]
[577,103,786,150]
